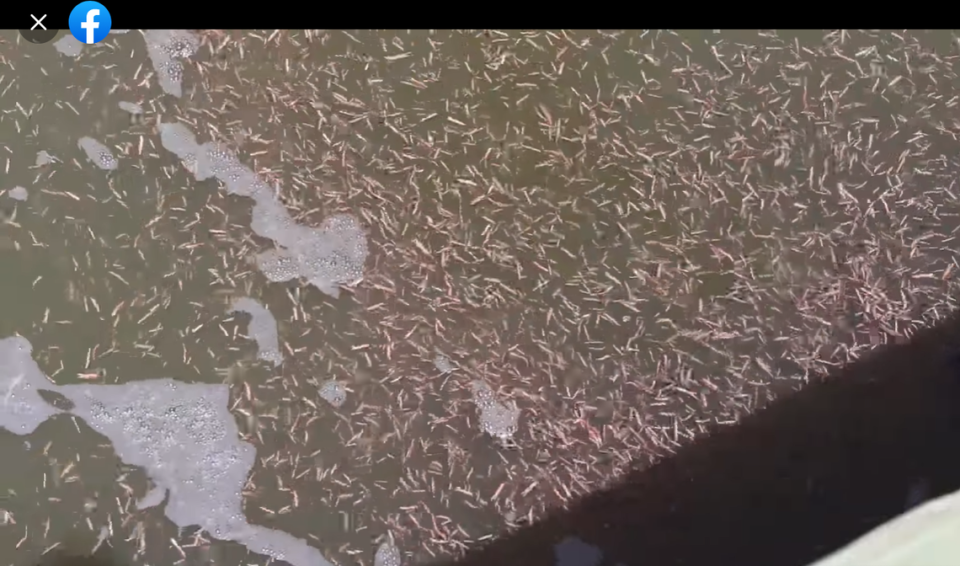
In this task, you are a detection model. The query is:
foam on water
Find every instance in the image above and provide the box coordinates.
[54,35,82,57]
[433,353,455,374]
[250,197,302,244]
[0,337,61,433]
[374,538,402,566]
[0,336,333,566]
[470,380,520,440]
[137,484,167,510]
[78,137,118,171]
[119,101,143,115]
[35,151,55,166]
[7,186,28,201]
[232,525,336,566]
[298,215,368,297]
[143,30,198,97]
[158,122,199,159]
[318,380,347,408]
[229,297,283,366]
[196,142,266,196]
[255,249,300,283]
[157,121,368,298]
[58,379,254,536]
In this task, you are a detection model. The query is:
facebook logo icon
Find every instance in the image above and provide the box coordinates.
[68,1,112,45]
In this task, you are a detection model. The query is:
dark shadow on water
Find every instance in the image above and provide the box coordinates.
[446,311,960,566]
[14,312,960,566]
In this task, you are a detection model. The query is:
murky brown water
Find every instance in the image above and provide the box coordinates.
[2,29,960,566]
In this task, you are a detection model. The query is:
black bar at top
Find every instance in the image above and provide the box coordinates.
[21,0,427,29]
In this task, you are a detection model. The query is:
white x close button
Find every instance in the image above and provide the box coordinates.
[20,16,57,44]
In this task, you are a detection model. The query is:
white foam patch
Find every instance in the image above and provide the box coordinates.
[58,380,255,537]
[196,143,267,196]
[0,336,333,566]
[119,101,143,115]
[297,214,368,298]
[250,197,302,243]
[35,151,55,166]
[78,137,118,171]
[157,121,200,174]
[255,249,299,283]
[157,121,368,298]
[374,539,402,566]
[143,30,198,97]
[229,297,283,366]
[7,186,28,201]
[0,337,61,434]
[433,354,455,374]
[232,526,336,566]
[471,380,519,440]
[54,35,83,57]
[137,484,167,510]
[318,380,346,408]
[157,122,199,159]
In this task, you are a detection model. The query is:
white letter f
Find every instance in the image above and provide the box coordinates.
[80,9,99,44]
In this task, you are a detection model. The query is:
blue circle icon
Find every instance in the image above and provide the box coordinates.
[68,2,112,45]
